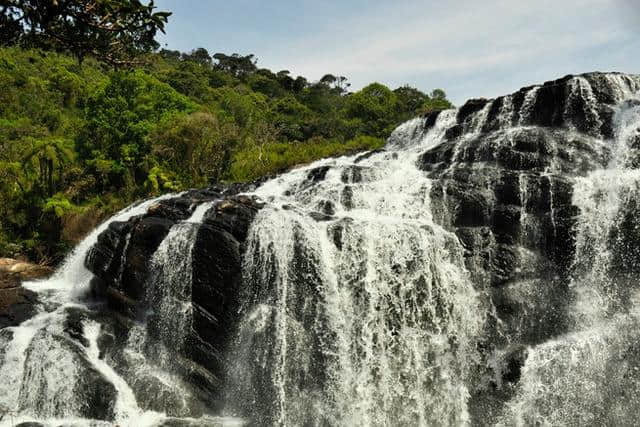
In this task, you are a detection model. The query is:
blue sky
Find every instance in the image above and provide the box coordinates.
[155,0,640,104]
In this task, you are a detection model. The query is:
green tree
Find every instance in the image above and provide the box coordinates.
[270,95,312,141]
[182,47,212,66]
[394,85,428,117]
[0,0,171,66]
[0,45,454,263]
[345,82,398,137]
[22,137,74,198]
[213,53,257,78]
[421,89,453,114]
[77,70,195,191]
[150,112,239,187]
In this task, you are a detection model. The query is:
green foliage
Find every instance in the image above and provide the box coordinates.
[0,46,453,263]
[1,0,171,66]
[420,97,454,114]
[227,135,385,182]
[150,112,239,187]
[345,83,399,137]
[43,194,76,218]
[77,70,196,191]
[144,166,181,195]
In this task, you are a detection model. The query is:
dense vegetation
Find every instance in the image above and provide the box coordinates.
[1,0,171,65]
[0,45,452,263]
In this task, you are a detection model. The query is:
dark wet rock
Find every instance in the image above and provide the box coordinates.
[189,223,243,378]
[481,96,505,133]
[457,98,489,123]
[423,109,442,128]
[417,73,631,356]
[86,189,262,407]
[328,218,353,251]
[63,307,90,347]
[501,345,529,384]
[0,270,38,330]
[341,186,354,210]
[317,200,335,216]
[309,211,334,221]
[445,124,463,141]
[119,216,175,302]
[203,196,263,242]
[354,149,384,163]
[0,285,38,329]
[146,198,194,222]
[0,328,13,366]
[85,220,134,294]
[305,165,331,184]
[468,344,530,424]
[340,165,366,183]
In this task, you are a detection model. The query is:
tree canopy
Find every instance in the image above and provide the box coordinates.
[0,7,454,263]
[0,0,171,65]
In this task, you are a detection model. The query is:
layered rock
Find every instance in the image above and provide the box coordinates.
[405,72,640,421]
[80,72,640,423]
[414,73,638,345]
[85,186,262,407]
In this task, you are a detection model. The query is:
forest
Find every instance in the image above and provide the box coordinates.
[0,1,453,263]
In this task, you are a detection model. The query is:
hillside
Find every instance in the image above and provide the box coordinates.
[0,47,452,263]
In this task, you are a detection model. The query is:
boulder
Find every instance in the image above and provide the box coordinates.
[0,259,50,329]
[85,189,262,404]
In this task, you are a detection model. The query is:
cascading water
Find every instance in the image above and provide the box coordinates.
[224,73,640,426]
[0,194,176,426]
[497,83,640,425]
[225,111,486,426]
[39,193,178,298]
[0,196,240,426]
[117,201,217,417]
[3,72,640,426]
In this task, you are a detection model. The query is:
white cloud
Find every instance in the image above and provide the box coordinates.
[158,0,638,103]
[257,0,634,102]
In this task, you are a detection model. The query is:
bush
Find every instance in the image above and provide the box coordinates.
[77,70,197,191]
[227,135,384,181]
[0,46,453,263]
[150,111,240,187]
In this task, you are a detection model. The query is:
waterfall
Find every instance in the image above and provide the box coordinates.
[0,195,241,426]
[123,202,214,378]
[34,193,179,298]
[4,72,640,426]
[0,194,167,425]
[225,112,486,426]
[498,82,640,426]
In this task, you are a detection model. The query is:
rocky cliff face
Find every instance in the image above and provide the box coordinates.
[84,186,262,408]
[74,72,640,424]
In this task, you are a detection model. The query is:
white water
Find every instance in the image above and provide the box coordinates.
[224,74,640,425]
[0,195,242,426]
[4,73,640,426]
[0,194,177,424]
[188,201,215,223]
[27,193,179,299]
[227,111,485,426]
[127,202,215,370]
[519,86,540,125]
[498,77,640,425]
